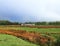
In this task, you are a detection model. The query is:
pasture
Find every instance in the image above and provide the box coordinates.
[0,25,60,33]
[0,34,38,46]
[0,25,60,46]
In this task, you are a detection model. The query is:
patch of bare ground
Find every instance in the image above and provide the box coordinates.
[22,25,60,28]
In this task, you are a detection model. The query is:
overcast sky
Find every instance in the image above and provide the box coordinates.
[0,0,60,22]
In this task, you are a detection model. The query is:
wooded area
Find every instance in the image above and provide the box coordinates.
[0,20,60,25]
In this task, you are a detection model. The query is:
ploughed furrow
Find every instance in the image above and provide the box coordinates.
[21,25,60,28]
[0,30,56,46]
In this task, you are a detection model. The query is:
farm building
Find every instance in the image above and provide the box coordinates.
[21,24,35,26]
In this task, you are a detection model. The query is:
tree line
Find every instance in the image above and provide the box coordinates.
[25,21,60,25]
[0,20,20,25]
[0,20,60,25]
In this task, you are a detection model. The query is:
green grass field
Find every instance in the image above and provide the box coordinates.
[0,34,38,46]
[0,26,60,33]
[0,26,60,46]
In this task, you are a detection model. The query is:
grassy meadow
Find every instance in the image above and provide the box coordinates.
[0,25,60,33]
[0,34,38,46]
[0,25,60,46]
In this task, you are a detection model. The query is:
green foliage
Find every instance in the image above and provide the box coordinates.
[0,20,20,25]
[0,20,60,25]
[48,22,60,25]
[0,20,11,25]
[35,22,47,25]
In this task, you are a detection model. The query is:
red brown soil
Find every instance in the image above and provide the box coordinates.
[0,29,55,45]
[19,25,60,28]
[3,25,60,28]
[25,25,60,28]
